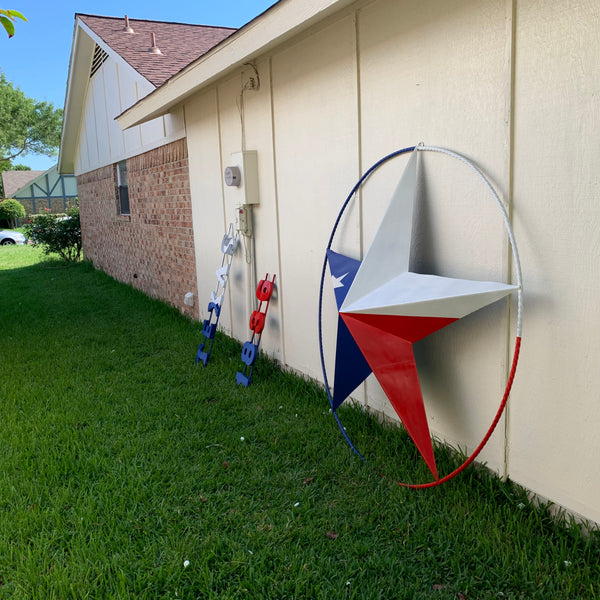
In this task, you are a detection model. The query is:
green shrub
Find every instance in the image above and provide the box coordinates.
[23,204,81,261]
[0,198,26,227]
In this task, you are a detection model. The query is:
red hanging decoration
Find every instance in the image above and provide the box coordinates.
[236,273,276,387]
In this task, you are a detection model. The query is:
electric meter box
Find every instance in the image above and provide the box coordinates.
[229,151,259,205]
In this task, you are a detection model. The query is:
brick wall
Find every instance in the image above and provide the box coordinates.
[77,139,198,319]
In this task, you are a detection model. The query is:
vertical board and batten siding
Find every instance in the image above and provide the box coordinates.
[358,0,512,477]
[184,90,229,328]
[237,61,286,363]
[270,14,360,381]
[510,0,600,521]
[73,53,185,176]
[183,0,600,523]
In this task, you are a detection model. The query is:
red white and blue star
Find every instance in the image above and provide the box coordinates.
[328,150,519,480]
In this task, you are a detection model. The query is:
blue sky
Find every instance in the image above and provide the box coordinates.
[0,1,277,170]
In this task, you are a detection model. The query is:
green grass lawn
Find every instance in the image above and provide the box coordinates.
[0,246,598,599]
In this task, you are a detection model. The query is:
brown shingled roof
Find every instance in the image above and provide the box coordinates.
[78,14,236,87]
[2,170,45,199]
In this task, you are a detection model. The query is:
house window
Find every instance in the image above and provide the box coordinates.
[117,160,130,215]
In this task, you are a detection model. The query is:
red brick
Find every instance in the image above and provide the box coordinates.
[77,139,198,319]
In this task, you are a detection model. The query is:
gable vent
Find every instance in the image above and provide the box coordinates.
[90,44,109,79]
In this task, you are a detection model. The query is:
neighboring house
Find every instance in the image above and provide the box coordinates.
[59,14,236,318]
[2,169,44,199]
[3,165,77,220]
[61,0,600,526]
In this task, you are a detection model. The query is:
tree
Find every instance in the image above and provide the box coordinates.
[0,73,63,164]
[0,9,26,37]
[0,197,25,227]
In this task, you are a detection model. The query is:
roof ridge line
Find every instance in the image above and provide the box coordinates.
[75,13,237,31]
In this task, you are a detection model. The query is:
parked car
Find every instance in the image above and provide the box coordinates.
[0,229,27,245]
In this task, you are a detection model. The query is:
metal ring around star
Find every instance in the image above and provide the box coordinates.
[318,145,523,488]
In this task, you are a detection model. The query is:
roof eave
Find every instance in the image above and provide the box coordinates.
[117,0,356,130]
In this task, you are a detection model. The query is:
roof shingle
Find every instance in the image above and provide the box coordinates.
[78,14,236,87]
[2,170,45,199]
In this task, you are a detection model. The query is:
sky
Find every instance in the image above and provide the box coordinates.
[0,0,277,171]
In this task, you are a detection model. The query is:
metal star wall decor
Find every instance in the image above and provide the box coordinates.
[318,145,523,487]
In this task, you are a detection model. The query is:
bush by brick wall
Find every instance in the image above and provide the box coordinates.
[77,139,198,319]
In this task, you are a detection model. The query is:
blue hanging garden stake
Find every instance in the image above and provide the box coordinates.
[196,224,238,365]
[236,273,276,387]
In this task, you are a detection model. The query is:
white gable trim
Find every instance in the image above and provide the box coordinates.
[59,23,95,174]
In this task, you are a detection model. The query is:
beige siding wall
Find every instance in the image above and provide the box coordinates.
[271,15,360,380]
[510,0,600,521]
[182,0,600,523]
[357,0,512,474]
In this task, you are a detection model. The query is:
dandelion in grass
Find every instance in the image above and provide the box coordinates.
[183,560,190,568]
